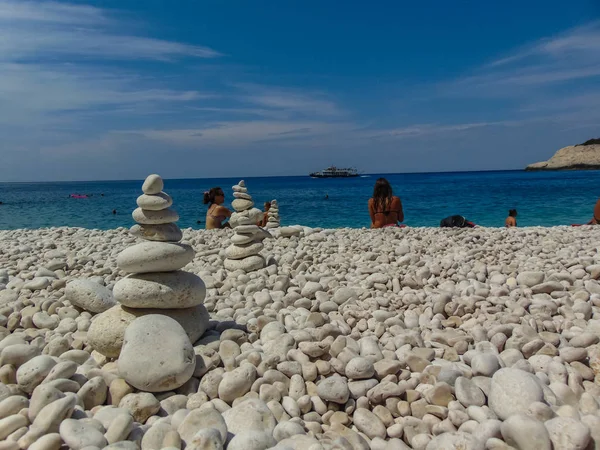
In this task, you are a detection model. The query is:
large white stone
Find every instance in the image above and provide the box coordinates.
[218,365,256,403]
[225,242,263,260]
[118,315,195,392]
[130,223,183,242]
[136,192,172,211]
[132,207,179,225]
[65,279,116,313]
[545,417,591,450]
[234,224,260,234]
[142,174,164,195]
[517,271,545,287]
[501,414,551,450]
[88,304,210,358]
[222,398,276,436]
[178,408,228,444]
[229,212,252,229]
[232,198,254,212]
[59,418,107,449]
[224,255,265,272]
[280,227,301,238]
[113,271,206,309]
[16,355,57,393]
[317,375,349,404]
[117,241,194,274]
[489,368,544,420]
[230,234,254,245]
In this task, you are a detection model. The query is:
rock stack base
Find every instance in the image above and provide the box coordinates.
[88,174,208,392]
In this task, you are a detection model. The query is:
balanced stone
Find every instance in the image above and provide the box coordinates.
[132,207,179,225]
[136,192,173,211]
[224,255,266,272]
[231,234,255,245]
[232,180,248,193]
[232,198,254,211]
[233,192,252,200]
[113,271,206,309]
[225,242,264,260]
[235,224,260,234]
[88,304,210,357]
[116,241,194,274]
[129,224,183,242]
[142,174,164,195]
[118,315,195,392]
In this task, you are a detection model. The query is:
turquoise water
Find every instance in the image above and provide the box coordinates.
[0,170,598,230]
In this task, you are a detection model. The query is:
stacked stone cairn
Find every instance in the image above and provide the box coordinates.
[87,174,208,392]
[224,180,267,272]
[265,199,280,229]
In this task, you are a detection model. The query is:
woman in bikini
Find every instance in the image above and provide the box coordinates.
[505,209,517,227]
[368,178,404,228]
[204,187,232,229]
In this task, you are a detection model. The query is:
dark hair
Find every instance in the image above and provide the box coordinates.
[373,178,393,213]
[509,209,517,217]
[264,201,271,209]
[203,187,223,205]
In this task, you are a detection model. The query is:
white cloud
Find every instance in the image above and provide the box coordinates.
[0,0,220,61]
[0,0,106,24]
[122,120,353,147]
[446,21,600,94]
[233,83,343,118]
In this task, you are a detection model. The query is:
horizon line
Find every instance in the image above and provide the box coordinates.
[0,168,537,184]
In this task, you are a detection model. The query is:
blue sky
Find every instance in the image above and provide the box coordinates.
[1,0,599,181]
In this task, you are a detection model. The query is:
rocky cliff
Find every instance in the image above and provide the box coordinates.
[526,140,600,171]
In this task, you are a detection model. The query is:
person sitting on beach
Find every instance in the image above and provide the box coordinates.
[260,201,271,226]
[204,187,231,229]
[440,215,476,228]
[587,198,600,225]
[505,209,517,227]
[368,178,404,228]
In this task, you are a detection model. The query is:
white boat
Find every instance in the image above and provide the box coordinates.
[309,166,359,178]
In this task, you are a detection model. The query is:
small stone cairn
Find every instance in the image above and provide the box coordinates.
[265,199,280,229]
[224,180,267,272]
[88,174,208,392]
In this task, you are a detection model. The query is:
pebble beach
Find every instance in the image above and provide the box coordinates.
[1,222,600,450]
[2,174,600,450]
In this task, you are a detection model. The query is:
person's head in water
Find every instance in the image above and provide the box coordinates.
[203,187,225,205]
[373,178,393,211]
[264,201,271,212]
[112,209,117,215]
[509,209,517,217]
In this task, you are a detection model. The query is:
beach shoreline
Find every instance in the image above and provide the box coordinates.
[1,225,600,448]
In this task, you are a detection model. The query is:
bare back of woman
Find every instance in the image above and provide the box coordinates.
[368,178,404,228]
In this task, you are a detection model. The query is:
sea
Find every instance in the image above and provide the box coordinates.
[0,170,598,230]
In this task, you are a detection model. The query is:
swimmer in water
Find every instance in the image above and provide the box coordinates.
[112,209,117,215]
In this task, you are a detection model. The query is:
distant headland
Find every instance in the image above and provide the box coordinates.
[526,138,600,171]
